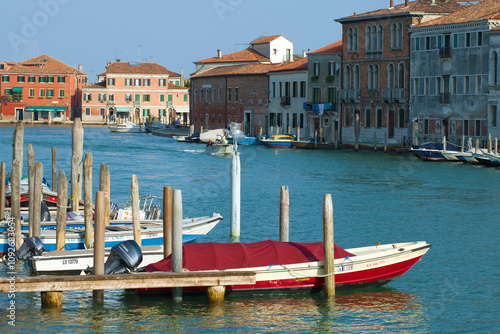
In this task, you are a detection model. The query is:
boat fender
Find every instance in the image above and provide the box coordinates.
[40,201,51,222]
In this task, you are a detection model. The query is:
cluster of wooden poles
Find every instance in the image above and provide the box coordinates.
[1,120,338,307]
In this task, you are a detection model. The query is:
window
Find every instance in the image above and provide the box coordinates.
[194,89,198,103]
[59,89,64,98]
[58,76,65,83]
[39,76,46,83]
[466,33,471,47]
[491,105,498,127]
[292,81,297,98]
[478,31,483,46]
[135,94,140,102]
[272,82,276,98]
[312,87,321,103]
[28,76,35,83]
[200,89,204,102]
[368,65,379,90]
[387,64,395,89]
[184,94,188,103]
[0,64,3,70]
[227,88,232,102]
[159,78,166,86]
[365,109,371,128]
[423,119,429,134]
[108,78,115,86]
[328,87,336,105]
[160,94,165,102]
[109,94,114,102]
[125,78,132,86]
[415,37,420,51]
[279,82,282,97]
[376,109,382,128]
[17,76,25,82]
[47,76,54,83]
[475,120,481,136]
[465,76,470,94]
[453,34,458,48]
[2,75,10,82]
[100,108,105,116]
[175,80,180,86]
[300,81,306,98]
[218,88,222,102]
[40,89,46,97]
[134,78,141,86]
[47,89,54,98]
[463,119,469,136]
[398,109,405,128]
[235,87,239,102]
[29,88,34,97]
[313,62,320,76]
[168,94,173,102]
[328,62,335,76]
[344,65,351,89]
[125,94,132,102]
[436,77,442,95]
[143,79,150,86]
[85,108,90,116]
[477,76,482,94]
[143,94,150,102]
[286,49,291,61]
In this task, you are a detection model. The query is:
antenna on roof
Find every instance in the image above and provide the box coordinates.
[137,45,141,62]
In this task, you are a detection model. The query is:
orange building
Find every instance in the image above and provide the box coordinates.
[82,61,189,125]
[0,55,87,121]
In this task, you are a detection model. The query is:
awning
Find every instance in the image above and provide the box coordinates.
[25,106,67,112]
[12,87,23,93]
[115,107,132,113]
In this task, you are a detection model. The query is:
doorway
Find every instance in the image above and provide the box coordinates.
[388,110,395,139]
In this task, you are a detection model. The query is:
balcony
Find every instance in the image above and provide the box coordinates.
[339,89,360,102]
[280,96,290,107]
[382,88,405,102]
[439,47,452,59]
[440,93,450,104]
[303,102,337,113]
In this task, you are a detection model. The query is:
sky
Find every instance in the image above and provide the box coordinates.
[0,0,403,82]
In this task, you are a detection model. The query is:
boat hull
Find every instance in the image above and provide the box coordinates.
[293,141,336,150]
[260,141,294,149]
[140,241,430,295]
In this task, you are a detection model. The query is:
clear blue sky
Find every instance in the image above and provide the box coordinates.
[1,0,401,82]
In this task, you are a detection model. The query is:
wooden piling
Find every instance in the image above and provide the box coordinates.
[12,122,23,251]
[495,138,498,156]
[99,163,111,226]
[374,132,377,152]
[189,125,194,136]
[461,135,465,153]
[52,147,56,191]
[320,128,324,143]
[84,153,93,249]
[279,186,289,242]
[131,175,141,246]
[163,186,172,258]
[322,194,335,297]
[27,144,34,237]
[475,139,480,154]
[33,162,43,237]
[296,126,300,141]
[314,130,318,149]
[41,291,63,308]
[93,191,106,303]
[71,118,84,211]
[384,132,388,153]
[70,155,79,212]
[12,159,22,251]
[207,285,226,304]
[488,134,492,153]
[0,162,5,220]
[354,114,359,152]
[56,171,68,251]
[443,136,447,151]
[172,189,183,301]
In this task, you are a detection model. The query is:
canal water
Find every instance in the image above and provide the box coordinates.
[0,125,498,333]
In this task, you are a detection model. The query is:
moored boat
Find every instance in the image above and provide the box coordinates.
[227,136,259,146]
[293,139,337,150]
[199,129,225,143]
[260,134,296,149]
[410,142,460,161]
[205,143,234,155]
[115,121,151,133]
[4,177,58,208]
[141,239,431,295]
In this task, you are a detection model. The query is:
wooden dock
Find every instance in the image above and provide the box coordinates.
[0,271,256,293]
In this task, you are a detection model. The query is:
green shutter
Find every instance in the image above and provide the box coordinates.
[143,109,150,116]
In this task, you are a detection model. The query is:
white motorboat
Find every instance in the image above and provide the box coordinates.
[115,121,151,133]
[199,129,225,143]
[205,143,234,155]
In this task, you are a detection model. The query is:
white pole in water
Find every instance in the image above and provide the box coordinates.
[230,123,242,238]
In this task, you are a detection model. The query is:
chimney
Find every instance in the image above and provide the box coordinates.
[217,49,222,59]
[405,0,409,6]
[431,0,436,5]
[181,67,184,87]
[302,50,307,57]
[78,64,82,72]
[390,0,394,8]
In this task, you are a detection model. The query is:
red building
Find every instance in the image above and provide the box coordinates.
[0,55,87,121]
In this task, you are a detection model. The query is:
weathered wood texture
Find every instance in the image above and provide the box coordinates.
[323,194,335,297]
[33,161,43,237]
[28,144,34,237]
[131,175,141,246]
[0,272,256,293]
[279,186,289,242]
[0,162,5,219]
[163,186,172,258]
[84,153,93,249]
[56,171,68,250]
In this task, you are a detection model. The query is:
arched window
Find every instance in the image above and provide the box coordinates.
[397,63,405,89]
[353,27,358,51]
[365,26,371,52]
[373,65,380,89]
[398,23,404,49]
[377,25,383,51]
[347,28,353,52]
[391,23,396,49]
[494,51,499,86]
[344,65,351,89]
[353,65,360,90]
[371,26,377,52]
[368,65,373,90]
[387,63,395,89]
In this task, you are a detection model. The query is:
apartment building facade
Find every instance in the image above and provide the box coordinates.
[0,55,87,121]
[82,61,189,124]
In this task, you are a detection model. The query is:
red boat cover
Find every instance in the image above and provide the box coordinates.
[145,240,355,272]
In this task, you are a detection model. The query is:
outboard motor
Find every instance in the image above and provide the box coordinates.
[40,201,51,222]
[104,240,143,274]
[109,202,119,220]
[14,236,45,261]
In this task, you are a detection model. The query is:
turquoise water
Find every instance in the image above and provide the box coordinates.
[0,125,498,333]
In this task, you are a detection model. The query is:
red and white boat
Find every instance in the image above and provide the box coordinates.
[142,239,431,294]
[5,177,58,208]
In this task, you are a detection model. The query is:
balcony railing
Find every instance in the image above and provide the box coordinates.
[440,93,450,104]
[280,96,291,106]
[339,89,360,102]
[439,47,452,59]
[382,88,405,102]
[303,102,338,113]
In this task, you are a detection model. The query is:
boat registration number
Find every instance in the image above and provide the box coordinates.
[62,259,78,265]
[339,264,353,272]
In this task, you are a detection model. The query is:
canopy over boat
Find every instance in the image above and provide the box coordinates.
[145,240,355,272]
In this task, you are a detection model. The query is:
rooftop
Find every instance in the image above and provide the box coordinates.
[1,54,86,75]
[191,63,281,78]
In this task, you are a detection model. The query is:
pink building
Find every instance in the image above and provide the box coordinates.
[82,61,189,124]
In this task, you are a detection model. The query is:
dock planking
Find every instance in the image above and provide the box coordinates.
[0,271,256,293]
